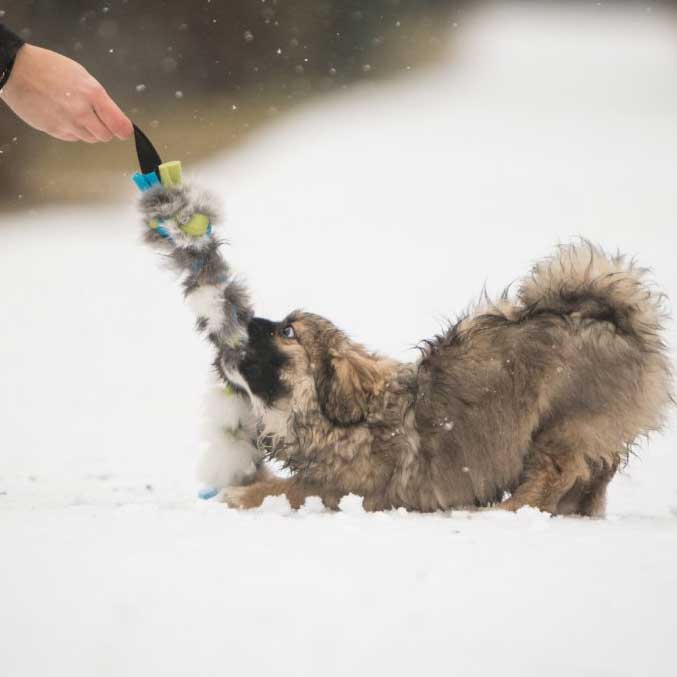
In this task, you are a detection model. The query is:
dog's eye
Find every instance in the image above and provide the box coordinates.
[281,325,296,340]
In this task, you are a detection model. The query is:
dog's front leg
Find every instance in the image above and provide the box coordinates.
[223,477,328,510]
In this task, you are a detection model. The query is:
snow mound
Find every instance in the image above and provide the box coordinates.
[338,493,366,515]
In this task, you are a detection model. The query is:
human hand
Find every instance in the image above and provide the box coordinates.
[0,44,133,142]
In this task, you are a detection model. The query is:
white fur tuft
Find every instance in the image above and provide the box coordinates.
[186,284,227,332]
[196,383,261,490]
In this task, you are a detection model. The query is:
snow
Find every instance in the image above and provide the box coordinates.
[338,493,366,514]
[2,4,677,676]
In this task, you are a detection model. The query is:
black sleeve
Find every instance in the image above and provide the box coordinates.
[0,24,26,89]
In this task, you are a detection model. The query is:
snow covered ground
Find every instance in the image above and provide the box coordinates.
[2,4,677,676]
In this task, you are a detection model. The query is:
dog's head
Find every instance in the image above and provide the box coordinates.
[234,311,393,430]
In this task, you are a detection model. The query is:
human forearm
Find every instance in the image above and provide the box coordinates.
[0,29,132,142]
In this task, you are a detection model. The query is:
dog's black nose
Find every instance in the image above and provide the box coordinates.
[240,317,290,405]
[247,317,277,341]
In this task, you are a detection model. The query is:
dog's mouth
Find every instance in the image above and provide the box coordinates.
[236,317,290,406]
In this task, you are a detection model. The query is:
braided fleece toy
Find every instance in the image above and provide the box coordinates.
[132,127,261,499]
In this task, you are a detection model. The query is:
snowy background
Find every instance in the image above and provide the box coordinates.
[2,4,677,676]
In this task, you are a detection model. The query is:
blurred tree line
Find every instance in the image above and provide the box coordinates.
[0,0,466,207]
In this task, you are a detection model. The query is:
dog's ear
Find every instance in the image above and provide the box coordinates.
[315,348,385,425]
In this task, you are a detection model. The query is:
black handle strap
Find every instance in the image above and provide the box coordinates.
[133,124,163,177]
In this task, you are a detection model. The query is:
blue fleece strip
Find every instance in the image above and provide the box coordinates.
[198,487,220,500]
[132,171,161,192]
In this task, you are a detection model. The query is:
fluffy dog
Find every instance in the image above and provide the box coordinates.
[223,243,672,515]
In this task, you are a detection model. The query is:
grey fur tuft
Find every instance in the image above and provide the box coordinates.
[139,183,221,250]
[138,180,253,374]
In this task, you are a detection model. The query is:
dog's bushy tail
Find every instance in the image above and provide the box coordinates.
[519,241,667,352]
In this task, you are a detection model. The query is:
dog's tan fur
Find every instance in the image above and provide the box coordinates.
[226,243,672,515]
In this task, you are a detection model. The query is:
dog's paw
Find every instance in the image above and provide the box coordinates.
[221,480,287,509]
[222,485,251,509]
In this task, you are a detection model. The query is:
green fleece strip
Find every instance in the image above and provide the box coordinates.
[158,160,210,236]
[181,213,210,236]
[159,160,183,188]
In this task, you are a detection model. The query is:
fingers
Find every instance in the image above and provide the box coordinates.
[79,108,114,142]
[76,124,100,143]
[49,130,79,142]
[54,106,125,143]
[45,121,95,142]
[59,81,132,143]
[91,86,133,140]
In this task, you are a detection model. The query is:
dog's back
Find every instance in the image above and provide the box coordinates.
[414,242,672,515]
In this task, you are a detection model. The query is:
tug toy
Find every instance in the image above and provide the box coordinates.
[131,125,262,500]
[132,125,212,238]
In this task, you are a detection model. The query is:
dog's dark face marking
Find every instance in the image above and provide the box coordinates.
[238,317,292,405]
[239,311,394,429]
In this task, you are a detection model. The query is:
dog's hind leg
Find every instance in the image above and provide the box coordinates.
[500,418,621,516]
[572,458,619,517]
[499,452,575,515]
